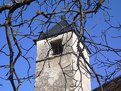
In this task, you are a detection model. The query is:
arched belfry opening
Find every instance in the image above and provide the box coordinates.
[34,20,91,91]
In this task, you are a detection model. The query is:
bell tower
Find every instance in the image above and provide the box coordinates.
[34,20,91,91]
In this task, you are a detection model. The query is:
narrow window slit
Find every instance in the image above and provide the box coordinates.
[50,39,63,55]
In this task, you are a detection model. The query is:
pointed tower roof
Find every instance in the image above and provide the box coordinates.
[46,20,73,37]
[36,20,74,41]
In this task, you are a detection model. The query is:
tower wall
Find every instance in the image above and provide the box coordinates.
[34,31,91,91]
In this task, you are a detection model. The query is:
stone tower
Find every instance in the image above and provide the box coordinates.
[34,20,91,91]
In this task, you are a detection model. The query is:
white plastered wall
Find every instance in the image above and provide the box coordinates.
[35,31,91,91]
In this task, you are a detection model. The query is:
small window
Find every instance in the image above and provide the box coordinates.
[50,39,63,55]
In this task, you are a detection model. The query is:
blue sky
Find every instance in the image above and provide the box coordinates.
[0,0,121,91]
[90,0,121,89]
